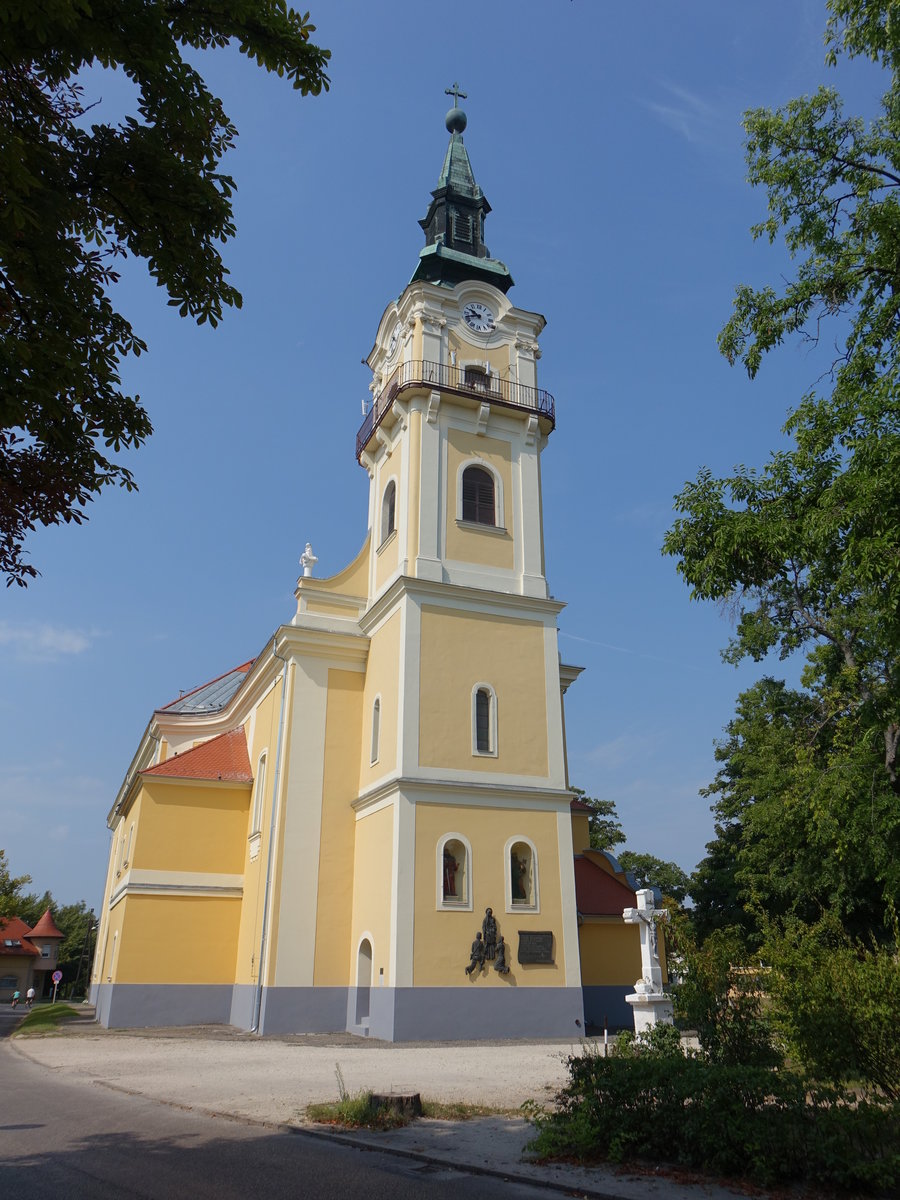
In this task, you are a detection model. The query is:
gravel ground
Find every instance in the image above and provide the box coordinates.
[15,1027,573,1124]
[10,1017,751,1200]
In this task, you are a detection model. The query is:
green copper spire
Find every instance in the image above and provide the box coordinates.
[410,88,513,293]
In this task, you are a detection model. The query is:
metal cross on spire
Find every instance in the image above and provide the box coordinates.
[445,81,467,106]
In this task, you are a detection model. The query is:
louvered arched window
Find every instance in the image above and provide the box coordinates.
[462,465,495,526]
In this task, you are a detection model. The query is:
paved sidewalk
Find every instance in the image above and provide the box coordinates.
[10,1010,751,1200]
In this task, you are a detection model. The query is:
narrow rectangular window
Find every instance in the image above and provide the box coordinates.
[252,754,267,833]
[371,698,381,764]
[475,689,491,753]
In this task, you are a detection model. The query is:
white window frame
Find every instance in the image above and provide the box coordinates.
[250,751,268,836]
[370,695,381,765]
[435,832,473,911]
[504,835,540,913]
[380,479,397,547]
[123,823,135,869]
[456,458,504,529]
[471,682,498,758]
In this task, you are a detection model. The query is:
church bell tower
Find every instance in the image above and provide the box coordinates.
[294,89,583,1040]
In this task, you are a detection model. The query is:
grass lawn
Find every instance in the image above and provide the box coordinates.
[14,1003,80,1035]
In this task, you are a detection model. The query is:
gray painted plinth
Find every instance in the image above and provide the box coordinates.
[383,986,585,1042]
[94,983,233,1029]
[258,986,349,1036]
[229,984,256,1031]
[93,982,587,1042]
[581,985,632,1033]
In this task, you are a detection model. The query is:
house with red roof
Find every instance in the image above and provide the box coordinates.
[0,909,65,1001]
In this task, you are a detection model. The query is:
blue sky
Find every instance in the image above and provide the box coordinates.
[0,1,880,908]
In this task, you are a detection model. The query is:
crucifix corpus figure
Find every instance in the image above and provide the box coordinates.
[622,888,667,991]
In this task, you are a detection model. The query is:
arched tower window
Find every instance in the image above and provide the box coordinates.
[370,697,381,764]
[472,683,497,756]
[462,465,495,526]
[381,480,396,544]
[505,837,539,912]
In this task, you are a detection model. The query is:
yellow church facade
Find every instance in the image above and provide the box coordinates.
[90,98,645,1039]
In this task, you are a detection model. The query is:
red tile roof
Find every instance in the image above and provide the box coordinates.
[570,796,594,812]
[574,855,637,916]
[28,908,63,939]
[142,728,252,783]
[0,916,40,957]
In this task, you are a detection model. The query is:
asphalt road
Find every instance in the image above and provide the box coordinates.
[0,1026,554,1200]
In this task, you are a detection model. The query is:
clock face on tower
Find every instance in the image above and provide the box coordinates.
[387,323,401,357]
[462,302,495,333]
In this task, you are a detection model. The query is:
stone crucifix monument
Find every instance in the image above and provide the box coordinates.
[623,888,674,1034]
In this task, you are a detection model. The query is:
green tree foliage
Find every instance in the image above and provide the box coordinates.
[664,1,900,942]
[690,677,900,943]
[765,912,900,1099]
[571,787,625,852]
[0,848,31,920]
[668,917,782,1068]
[616,852,690,904]
[0,1,330,585]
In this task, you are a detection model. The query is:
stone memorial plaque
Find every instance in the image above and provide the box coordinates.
[517,930,554,964]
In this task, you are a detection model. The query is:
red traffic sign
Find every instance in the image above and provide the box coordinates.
[52,970,62,984]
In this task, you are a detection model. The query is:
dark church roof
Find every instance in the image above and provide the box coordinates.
[410,98,513,293]
[158,661,253,715]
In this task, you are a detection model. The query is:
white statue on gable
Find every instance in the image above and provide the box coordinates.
[300,542,318,577]
[623,888,674,1034]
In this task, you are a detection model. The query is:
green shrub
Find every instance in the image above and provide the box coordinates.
[668,918,781,1067]
[528,1051,900,1192]
[766,913,900,1099]
[611,1021,683,1060]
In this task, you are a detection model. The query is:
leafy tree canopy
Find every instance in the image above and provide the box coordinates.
[689,677,900,944]
[0,1,330,585]
[571,787,625,852]
[0,847,31,919]
[663,0,900,796]
[617,851,690,905]
[664,1,900,946]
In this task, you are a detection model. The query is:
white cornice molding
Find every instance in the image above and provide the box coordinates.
[110,868,244,907]
[360,573,564,634]
[559,663,586,693]
[141,775,252,792]
[352,774,573,813]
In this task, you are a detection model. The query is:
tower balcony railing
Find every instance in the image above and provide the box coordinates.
[356,359,556,459]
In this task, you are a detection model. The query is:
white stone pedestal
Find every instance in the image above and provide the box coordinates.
[625,982,674,1035]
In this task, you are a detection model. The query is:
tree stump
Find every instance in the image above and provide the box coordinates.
[370,1092,422,1118]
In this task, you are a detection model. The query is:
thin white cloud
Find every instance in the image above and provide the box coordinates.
[559,631,706,673]
[644,82,730,147]
[582,731,647,770]
[0,621,97,663]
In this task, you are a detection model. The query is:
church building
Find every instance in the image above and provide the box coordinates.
[90,95,647,1040]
